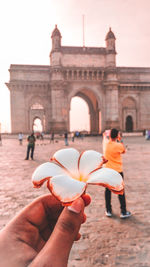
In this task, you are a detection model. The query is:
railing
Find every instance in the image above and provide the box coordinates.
[63,69,104,81]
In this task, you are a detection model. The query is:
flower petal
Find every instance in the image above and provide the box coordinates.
[79,150,103,178]
[51,148,80,177]
[32,162,65,188]
[48,174,86,203]
[87,168,124,194]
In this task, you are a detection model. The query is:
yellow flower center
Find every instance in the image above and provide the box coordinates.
[77,173,89,182]
[79,174,83,181]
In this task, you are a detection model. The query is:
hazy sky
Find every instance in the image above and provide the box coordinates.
[0,0,150,132]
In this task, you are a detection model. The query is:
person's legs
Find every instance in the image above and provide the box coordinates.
[25,145,30,160]
[31,145,35,159]
[105,188,112,213]
[118,172,127,214]
[118,193,126,214]
[119,190,131,218]
[65,138,68,146]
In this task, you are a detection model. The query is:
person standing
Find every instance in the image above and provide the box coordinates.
[25,132,36,160]
[64,132,69,146]
[104,128,131,218]
[50,132,54,143]
[71,132,75,142]
[18,132,23,145]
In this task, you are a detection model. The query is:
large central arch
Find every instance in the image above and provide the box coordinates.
[70,96,90,132]
[69,87,102,134]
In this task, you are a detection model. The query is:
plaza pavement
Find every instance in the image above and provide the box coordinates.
[0,135,150,266]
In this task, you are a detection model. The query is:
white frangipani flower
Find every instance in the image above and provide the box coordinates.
[32,148,124,204]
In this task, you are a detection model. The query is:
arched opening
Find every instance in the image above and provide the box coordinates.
[70,96,90,132]
[126,115,133,132]
[69,88,101,134]
[122,97,137,131]
[29,102,45,133]
[33,118,43,132]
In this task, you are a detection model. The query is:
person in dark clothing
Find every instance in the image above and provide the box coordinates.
[25,132,36,160]
[50,132,54,143]
[64,132,69,146]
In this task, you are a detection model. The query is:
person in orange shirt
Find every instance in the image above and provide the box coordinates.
[104,128,131,218]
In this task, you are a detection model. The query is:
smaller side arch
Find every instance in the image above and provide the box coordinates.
[28,96,46,132]
[125,115,133,132]
[33,117,43,132]
[121,96,137,131]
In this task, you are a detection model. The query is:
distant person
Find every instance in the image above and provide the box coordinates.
[41,132,44,140]
[71,132,74,142]
[145,130,150,140]
[50,132,54,143]
[76,131,80,138]
[18,132,23,145]
[80,132,84,141]
[25,132,36,160]
[104,128,131,218]
[64,132,69,146]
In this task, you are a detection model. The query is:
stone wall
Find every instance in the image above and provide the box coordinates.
[6,29,150,133]
[61,53,106,68]
[9,65,50,82]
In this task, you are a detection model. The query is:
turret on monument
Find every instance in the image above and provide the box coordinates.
[105,27,116,67]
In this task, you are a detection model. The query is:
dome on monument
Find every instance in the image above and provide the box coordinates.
[51,25,61,38]
[105,27,116,40]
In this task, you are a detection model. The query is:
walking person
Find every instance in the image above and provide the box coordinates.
[64,132,69,146]
[18,132,23,145]
[71,132,75,142]
[50,132,54,143]
[25,132,36,160]
[104,128,131,218]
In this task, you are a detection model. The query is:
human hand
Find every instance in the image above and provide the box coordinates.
[0,194,91,267]
[117,131,122,141]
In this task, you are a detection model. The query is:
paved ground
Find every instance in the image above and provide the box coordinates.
[0,135,150,267]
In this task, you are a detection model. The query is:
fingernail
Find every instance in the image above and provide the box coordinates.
[68,199,82,214]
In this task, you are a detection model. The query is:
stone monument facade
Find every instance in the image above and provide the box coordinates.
[6,25,150,133]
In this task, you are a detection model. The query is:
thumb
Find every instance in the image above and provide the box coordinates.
[31,197,85,267]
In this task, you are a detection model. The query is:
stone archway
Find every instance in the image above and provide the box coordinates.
[125,115,133,132]
[30,103,45,132]
[69,88,102,134]
[70,96,90,132]
[122,97,137,131]
[33,117,43,132]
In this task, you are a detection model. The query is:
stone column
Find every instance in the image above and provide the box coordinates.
[7,83,28,133]
[50,81,68,133]
[90,105,100,134]
[105,83,120,129]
